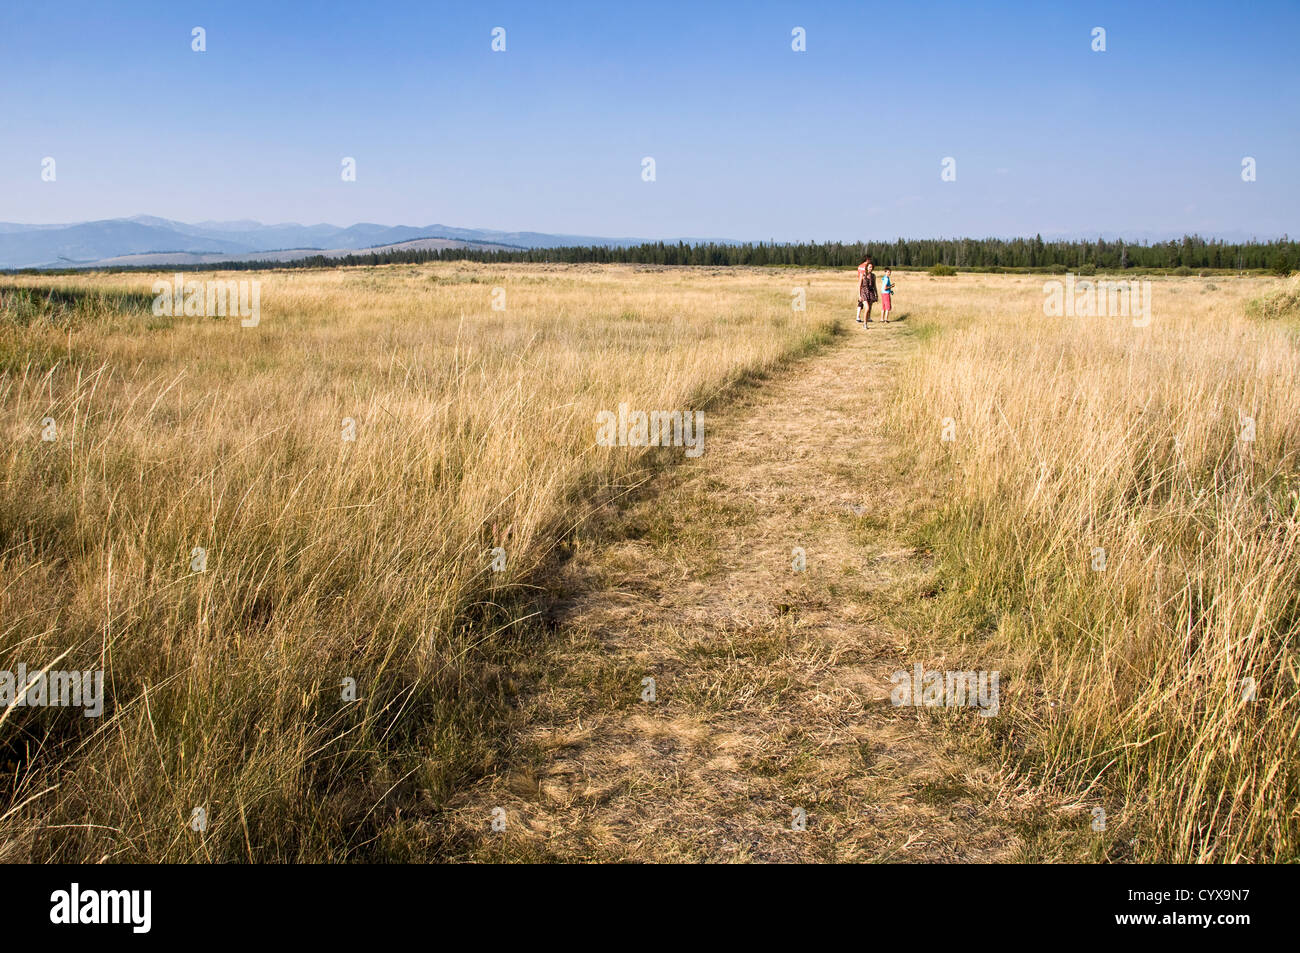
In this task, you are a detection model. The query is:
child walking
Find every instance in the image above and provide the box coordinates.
[880,267,895,322]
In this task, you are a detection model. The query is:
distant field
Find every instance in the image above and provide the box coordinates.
[56,237,521,270]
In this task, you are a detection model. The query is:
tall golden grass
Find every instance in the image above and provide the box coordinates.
[0,263,833,861]
[894,273,1300,862]
[4,263,1294,863]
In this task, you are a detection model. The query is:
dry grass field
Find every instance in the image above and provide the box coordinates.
[892,272,1300,862]
[0,263,833,861]
[1,263,1296,862]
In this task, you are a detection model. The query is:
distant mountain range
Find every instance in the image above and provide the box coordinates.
[0,216,1282,270]
[0,216,688,270]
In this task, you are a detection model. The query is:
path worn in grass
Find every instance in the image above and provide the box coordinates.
[444,320,1022,862]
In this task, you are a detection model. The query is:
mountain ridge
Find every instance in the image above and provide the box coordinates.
[0,216,728,269]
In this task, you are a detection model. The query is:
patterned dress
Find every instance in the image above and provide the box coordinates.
[859,269,878,304]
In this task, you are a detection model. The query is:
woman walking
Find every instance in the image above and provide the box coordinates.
[856,256,878,325]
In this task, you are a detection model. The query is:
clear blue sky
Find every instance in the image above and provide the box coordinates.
[2,0,1296,240]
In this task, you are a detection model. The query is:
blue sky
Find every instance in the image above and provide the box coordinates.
[2,0,1296,240]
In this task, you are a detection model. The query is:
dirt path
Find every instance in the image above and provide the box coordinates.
[445,320,1021,862]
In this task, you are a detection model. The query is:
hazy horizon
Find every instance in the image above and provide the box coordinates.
[0,212,1290,246]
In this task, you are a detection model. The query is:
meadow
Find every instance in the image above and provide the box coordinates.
[0,263,833,861]
[892,271,1300,862]
[1,262,1295,862]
